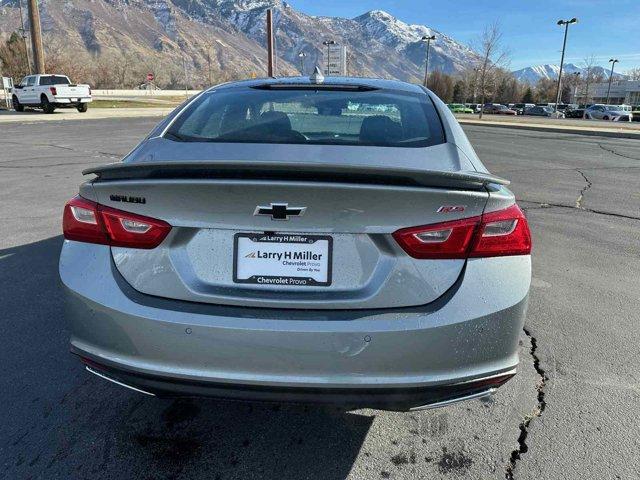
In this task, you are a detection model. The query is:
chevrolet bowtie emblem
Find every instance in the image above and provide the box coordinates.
[253,203,307,221]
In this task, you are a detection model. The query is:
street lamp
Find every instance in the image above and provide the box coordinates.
[553,17,578,114]
[606,58,619,105]
[298,52,307,74]
[421,35,436,87]
[322,40,336,75]
[472,66,480,103]
[570,71,581,104]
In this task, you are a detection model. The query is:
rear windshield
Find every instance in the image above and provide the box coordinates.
[39,75,71,85]
[166,86,445,148]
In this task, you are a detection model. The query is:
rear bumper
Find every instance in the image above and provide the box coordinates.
[79,356,515,411]
[60,241,530,409]
[53,97,91,104]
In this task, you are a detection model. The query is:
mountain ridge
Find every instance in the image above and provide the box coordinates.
[512,63,624,84]
[0,0,479,86]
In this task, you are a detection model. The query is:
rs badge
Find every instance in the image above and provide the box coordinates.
[437,205,466,213]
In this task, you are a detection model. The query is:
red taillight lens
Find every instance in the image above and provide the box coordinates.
[393,204,531,259]
[469,204,531,257]
[63,196,171,249]
[393,217,480,259]
[50,87,57,95]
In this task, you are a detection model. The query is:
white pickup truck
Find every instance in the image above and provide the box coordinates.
[12,74,91,114]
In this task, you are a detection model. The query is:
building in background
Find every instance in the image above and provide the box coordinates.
[573,80,640,105]
[325,45,348,76]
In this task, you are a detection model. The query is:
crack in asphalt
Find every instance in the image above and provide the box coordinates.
[598,143,640,161]
[574,169,593,209]
[505,328,548,480]
[519,200,640,221]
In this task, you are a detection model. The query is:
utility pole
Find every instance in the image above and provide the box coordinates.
[182,57,189,99]
[18,0,32,73]
[206,48,212,86]
[421,35,436,87]
[605,58,619,105]
[553,18,578,114]
[266,9,275,77]
[26,0,45,73]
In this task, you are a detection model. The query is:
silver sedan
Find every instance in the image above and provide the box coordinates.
[59,76,531,411]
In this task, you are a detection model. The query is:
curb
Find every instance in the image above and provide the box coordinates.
[458,119,640,140]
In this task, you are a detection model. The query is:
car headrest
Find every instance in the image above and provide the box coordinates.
[359,115,402,144]
[258,111,292,132]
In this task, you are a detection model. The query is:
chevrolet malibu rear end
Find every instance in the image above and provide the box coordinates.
[59,77,531,411]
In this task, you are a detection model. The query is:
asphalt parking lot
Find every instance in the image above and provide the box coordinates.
[1,118,639,479]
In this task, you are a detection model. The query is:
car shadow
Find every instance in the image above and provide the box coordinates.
[1,236,372,480]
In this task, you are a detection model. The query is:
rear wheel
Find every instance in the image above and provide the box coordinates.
[41,95,55,114]
[12,96,24,112]
[77,103,88,113]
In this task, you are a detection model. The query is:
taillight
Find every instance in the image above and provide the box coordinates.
[469,204,531,257]
[392,217,479,259]
[393,204,531,259]
[50,87,57,95]
[63,196,171,249]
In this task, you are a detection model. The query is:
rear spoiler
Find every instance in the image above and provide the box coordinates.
[83,162,509,190]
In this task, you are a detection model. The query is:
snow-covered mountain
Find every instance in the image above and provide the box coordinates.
[0,0,480,85]
[512,63,622,84]
[167,1,480,79]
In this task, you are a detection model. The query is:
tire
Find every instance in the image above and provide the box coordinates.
[41,95,55,114]
[77,103,88,113]
[12,96,24,112]
[602,116,609,121]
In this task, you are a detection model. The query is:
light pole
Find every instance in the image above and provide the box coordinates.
[472,66,479,103]
[298,52,307,74]
[605,58,619,105]
[553,17,578,114]
[571,71,580,104]
[421,35,436,87]
[322,40,335,75]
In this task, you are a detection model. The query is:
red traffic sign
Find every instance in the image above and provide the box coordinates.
[146,73,154,82]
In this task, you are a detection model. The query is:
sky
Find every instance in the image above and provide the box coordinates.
[286,0,640,72]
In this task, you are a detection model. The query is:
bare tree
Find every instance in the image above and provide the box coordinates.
[473,22,509,119]
[580,55,598,104]
[626,67,640,81]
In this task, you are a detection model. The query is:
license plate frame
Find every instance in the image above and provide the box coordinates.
[233,233,333,287]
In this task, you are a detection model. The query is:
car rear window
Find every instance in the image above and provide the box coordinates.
[38,75,71,85]
[166,85,445,148]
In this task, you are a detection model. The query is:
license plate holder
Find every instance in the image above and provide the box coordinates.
[233,233,332,287]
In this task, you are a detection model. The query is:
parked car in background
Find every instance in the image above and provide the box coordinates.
[524,105,563,118]
[512,103,535,115]
[12,74,91,113]
[564,105,586,118]
[447,103,474,113]
[465,103,482,113]
[483,104,517,115]
[584,104,633,122]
